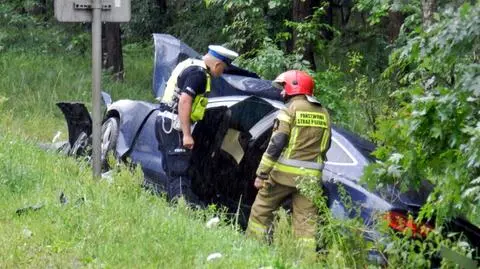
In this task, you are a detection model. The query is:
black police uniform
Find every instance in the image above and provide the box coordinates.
[156,66,208,204]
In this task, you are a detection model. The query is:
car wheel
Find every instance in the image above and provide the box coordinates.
[70,131,89,157]
[101,117,119,169]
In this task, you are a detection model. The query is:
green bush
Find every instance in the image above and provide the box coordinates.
[364,2,480,224]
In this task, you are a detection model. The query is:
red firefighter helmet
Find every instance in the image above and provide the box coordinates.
[272,70,314,96]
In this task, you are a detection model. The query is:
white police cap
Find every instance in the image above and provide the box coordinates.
[208,45,239,65]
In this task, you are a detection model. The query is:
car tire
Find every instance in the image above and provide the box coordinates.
[70,131,89,157]
[101,117,119,170]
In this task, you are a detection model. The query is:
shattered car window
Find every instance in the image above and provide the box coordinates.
[229,97,276,132]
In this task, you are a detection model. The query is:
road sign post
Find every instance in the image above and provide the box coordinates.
[54,0,130,178]
[91,0,102,178]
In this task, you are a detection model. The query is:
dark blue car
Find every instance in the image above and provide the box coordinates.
[57,34,480,266]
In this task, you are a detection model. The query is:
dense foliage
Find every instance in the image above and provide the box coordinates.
[364,3,480,223]
[0,1,89,54]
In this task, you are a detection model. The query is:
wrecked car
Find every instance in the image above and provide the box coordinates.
[57,34,480,265]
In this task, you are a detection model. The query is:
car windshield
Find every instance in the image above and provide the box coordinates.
[333,125,376,162]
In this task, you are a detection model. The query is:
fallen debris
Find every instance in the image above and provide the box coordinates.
[16,204,44,216]
[22,228,33,238]
[206,217,220,228]
[206,252,222,261]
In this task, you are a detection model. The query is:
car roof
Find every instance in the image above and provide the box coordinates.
[333,125,376,162]
[208,95,376,162]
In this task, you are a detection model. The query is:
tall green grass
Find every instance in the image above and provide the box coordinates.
[0,134,285,268]
[0,49,153,141]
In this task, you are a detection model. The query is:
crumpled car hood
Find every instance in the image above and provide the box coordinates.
[152,34,282,101]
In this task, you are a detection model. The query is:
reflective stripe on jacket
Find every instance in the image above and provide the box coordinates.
[256,95,332,187]
[162,58,211,122]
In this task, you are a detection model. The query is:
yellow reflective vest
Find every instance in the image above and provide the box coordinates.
[162,58,211,122]
[256,95,332,187]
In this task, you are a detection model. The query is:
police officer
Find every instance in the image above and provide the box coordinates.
[246,70,332,252]
[156,45,238,203]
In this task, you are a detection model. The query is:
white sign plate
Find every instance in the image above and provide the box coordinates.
[54,0,131,22]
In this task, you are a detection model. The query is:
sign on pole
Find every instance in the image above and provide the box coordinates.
[55,0,131,22]
[54,0,130,178]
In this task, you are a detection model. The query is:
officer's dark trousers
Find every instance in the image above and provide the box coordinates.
[155,112,198,204]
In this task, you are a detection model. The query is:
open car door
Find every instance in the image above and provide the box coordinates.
[189,96,279,223]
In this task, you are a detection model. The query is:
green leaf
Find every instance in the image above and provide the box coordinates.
[459,3,472,18]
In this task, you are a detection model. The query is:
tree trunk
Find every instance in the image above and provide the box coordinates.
[104,23,124,81]
[421,0,436,29]
[387,11,404,43]
[292,0,316,69]
[322,1,334,40]
[339,0,352,27]
[157,0,167,10]
[26,0,47,16]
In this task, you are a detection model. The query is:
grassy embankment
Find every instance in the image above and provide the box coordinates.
[0,50,331,268]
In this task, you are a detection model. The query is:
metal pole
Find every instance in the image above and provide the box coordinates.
[91,0,102,178]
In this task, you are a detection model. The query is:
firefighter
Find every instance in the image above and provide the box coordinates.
[156,45,238,203]
[246,70,332,253]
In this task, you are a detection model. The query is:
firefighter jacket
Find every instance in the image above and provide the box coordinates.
[256,95,332,187]
[161,58,211,122]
